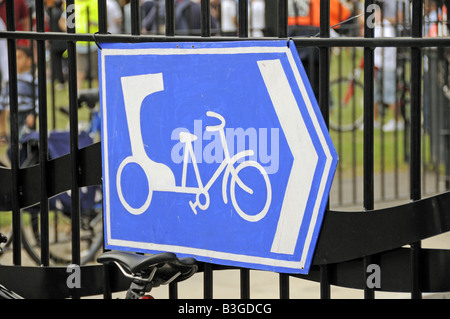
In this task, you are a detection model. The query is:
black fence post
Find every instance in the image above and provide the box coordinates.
[363,0,375,300]
[64,1,81,281]
[5,0,21,267]
[410,0,424,300]
[35,0,50,267]
[319,0,331,299]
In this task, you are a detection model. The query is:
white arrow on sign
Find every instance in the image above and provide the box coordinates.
[258,58,335,269]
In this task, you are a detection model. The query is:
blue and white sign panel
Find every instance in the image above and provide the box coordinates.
[99,40,338,274]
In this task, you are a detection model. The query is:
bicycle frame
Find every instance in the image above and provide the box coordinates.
[179,118,254,214]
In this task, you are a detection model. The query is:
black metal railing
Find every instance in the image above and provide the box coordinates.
[0,0,450,300]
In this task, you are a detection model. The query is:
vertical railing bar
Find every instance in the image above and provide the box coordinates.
[5,0,21,267]
[394,1,399,200]
[363,0,375,299]
[319,265,330,299]
[279,273,289,299]
[277,0,287,39]
[166,0,175,36]
[351,46,357,204]
[446,59,450,191]
[102,262,112,299]
[237,0,249,298]
[97,0,113,300]
[410,0,423,300]
[86,7,92,89]
[64,1,81,275]
[48,4,57,131]
[444,45,450,190]
[130,0,140,35]
[336,50,343,205]
[279,0,290,298]
[238,0,248,38]
[201,0,211,37]
[240,268,250,299]
[98,0,108,34]
[337,45,343,205]
[363,0,375,212]
[422,47,429,194]
[379,13,385,200]
[203,263,213,299]
[277,0,288,298]
[319,0,331,299]
[319,0,330,126]
[29,8,36,109]
[435,49,442,193]
[35,0,50,267]
[169,281,178,299]
[394,0,404,200]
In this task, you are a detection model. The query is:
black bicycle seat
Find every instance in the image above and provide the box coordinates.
[97,250,198,285]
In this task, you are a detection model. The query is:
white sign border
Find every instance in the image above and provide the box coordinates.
[100,41,336,273]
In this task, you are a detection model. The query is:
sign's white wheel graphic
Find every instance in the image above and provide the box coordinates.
[230,160,272,222]
[116,156,153,215]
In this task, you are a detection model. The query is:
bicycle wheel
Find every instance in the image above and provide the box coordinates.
[329,78,365,132]
[21,200,103,265]
[230,161,271,222]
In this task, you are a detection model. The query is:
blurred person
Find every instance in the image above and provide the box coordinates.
[47,0,67,88]
[210,0,220,21]
[425,0,448,37]
[377,0,409,28]
[220,0,237,35]
[121,0,131,33]
[141,0,163,34]
[250,0,265,37]
[219,0,265,37]
[0,0,30,47]
[0,46,38,144]
[374,4,400,132]
[172,0,219,35]
[107,0,122,34]
[59,0,99,89]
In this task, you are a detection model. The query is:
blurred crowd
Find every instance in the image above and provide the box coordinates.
[0,0,448,142]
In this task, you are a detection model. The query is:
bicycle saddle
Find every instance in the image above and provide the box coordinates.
[97,250,198,285]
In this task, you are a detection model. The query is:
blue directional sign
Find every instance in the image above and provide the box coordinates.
[99,40,338,274]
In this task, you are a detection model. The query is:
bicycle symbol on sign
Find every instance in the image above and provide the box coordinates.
[116,73,272,222]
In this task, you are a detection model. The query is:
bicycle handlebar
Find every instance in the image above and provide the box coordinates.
[205,111,225,132]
